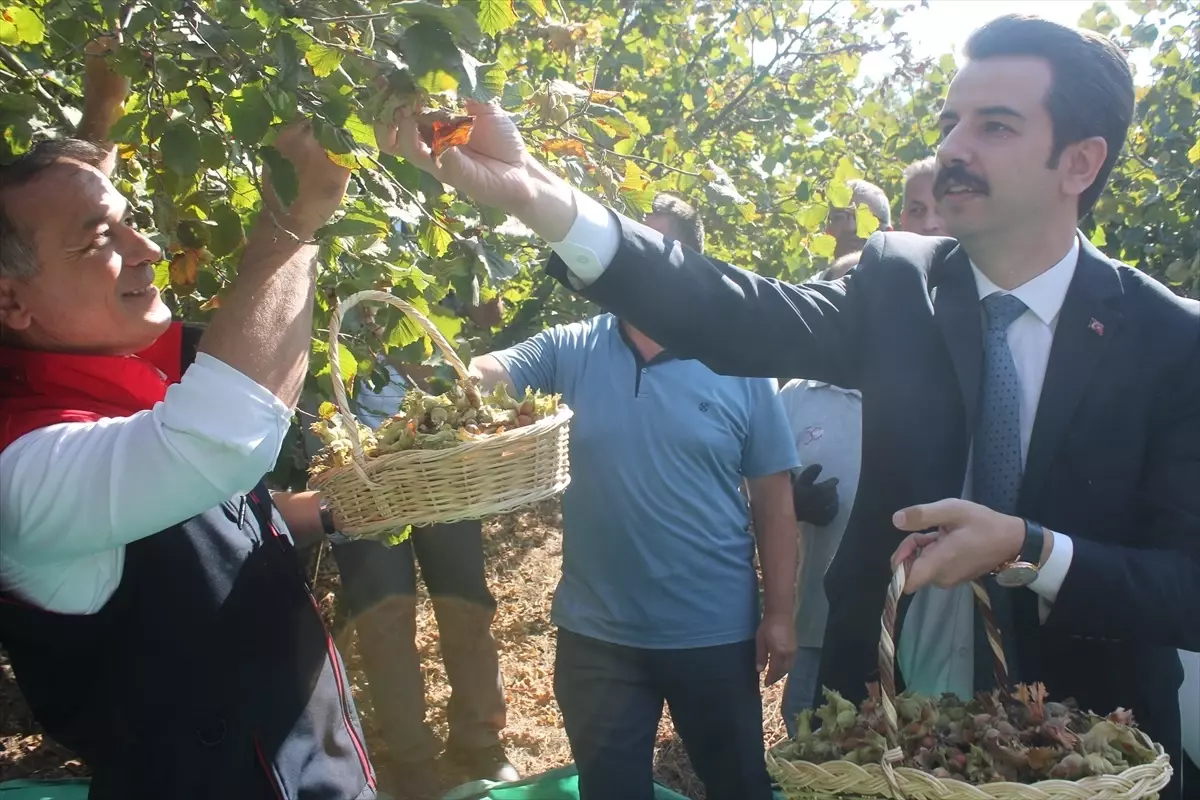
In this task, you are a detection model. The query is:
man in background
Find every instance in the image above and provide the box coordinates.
[778,249,862,733]
[465,193,800,800]
[898,157,948,236]
[826,179,892,259]
[302,313,516,800]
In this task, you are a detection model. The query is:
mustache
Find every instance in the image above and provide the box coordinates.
[933,164,989,199]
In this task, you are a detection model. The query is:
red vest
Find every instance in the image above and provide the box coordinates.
[0,323,184,451]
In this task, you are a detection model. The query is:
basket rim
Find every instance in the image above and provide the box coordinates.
[765,739,1173,796]
[307,404,574,488]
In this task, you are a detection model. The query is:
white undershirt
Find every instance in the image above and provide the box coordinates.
[0,353,293,614]
[550,189,1075,698]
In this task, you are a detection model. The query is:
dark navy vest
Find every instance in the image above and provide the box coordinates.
[0,327,376,799]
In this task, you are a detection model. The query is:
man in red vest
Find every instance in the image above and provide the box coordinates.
[0,43,378,799]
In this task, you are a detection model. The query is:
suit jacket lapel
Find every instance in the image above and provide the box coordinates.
[1019,240,1124,512]
[930,246,984,440]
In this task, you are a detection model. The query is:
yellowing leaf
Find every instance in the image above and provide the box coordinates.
[318,401,338,420]
[168,249,201,288]
[612,137,637,156]
[478,0,518,36]
[527,0,548,17]
[737,201,759,223]
[542,138,588,158]
[799,203,828,232]
[305,43,344,77]
[833,154,863,187]
[855,203,880,238]
[3,6,45,44]
[828,181,853,208]
[811,233,837,260]
[619,161,651,193]
[589,89,622,103]
[1089,226,1107,248]
[1188,138,1200,166]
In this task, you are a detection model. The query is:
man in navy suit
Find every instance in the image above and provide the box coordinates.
[375,14,1200,797]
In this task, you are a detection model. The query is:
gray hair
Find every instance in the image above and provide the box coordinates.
[648,192,705,253]
[901,157,937,205]
[847,179,892,229]
[0,138,111,280]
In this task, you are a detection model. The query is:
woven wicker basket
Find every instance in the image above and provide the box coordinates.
[766,564,1173,800]
[307,290,573,540]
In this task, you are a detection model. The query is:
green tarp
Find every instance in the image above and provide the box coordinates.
[0,769,696,800]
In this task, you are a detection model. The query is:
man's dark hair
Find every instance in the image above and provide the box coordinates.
[0,138,111,280]
[964,14,1134,217]
[648,193,705,253]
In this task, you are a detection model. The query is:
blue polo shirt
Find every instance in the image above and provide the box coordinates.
[490,314,800,649]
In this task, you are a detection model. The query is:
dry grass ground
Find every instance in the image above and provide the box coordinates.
[1,501,787,798]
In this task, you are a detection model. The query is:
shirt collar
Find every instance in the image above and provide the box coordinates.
[969,235,1079,327]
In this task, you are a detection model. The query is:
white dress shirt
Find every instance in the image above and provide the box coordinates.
[548,189,1075,698]
[0,353,293,615]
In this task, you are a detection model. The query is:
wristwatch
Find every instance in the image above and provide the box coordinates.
[318,496,339,538]
[994,519,1046,588]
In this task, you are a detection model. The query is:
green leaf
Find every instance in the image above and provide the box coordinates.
[855,203,880,238]
[4,6,45,44]
[0,17,18,45]
[1089,226,1107,248]
[335,343,358,387]
[828,181,853,208]
[317,216,390,239]
[305,43,344,78]
[107,112,147,146]
[161,121,201,177]
[1188,138,1200,166]
[209,203,245,258]
[153,260,171,290]
[394,1,482,47]
[397,22,478,93]
[613,137,637,156]
[811,233,837,260]
[227,87,273,145]
[342,113,378,151]
[473,62,507,102]
[419,218,453,258]
[527,0,548,16]
[799,203,827,232]
[477,0,518,36]
[260,145,299,208]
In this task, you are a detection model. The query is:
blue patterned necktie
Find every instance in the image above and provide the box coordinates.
[971,291,1028,692]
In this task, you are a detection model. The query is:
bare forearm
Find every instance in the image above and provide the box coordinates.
[198,214,320,408]
[271,490,327,550]
[750,472,799,616]
[468,354,516,394]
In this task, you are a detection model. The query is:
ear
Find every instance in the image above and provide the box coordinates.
[0,278,34,332]
[1061,135,1109,201]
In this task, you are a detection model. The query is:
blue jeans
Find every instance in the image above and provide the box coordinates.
[780,646,823,737]
[553,627,773,800]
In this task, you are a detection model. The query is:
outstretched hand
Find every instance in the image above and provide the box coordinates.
[375,99,538,212]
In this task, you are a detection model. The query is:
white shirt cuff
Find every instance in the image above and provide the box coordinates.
[548,189,621,287]
[1030,529,1073,621]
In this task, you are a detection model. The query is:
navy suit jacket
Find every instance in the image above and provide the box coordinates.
[547,220,1200,795]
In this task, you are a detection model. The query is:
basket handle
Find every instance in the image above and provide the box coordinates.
[326,289,472,486]
[877,564,1009,751]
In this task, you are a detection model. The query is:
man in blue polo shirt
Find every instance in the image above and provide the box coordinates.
[468,197,800,800]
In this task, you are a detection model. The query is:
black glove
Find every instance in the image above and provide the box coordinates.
[792,464,840,526]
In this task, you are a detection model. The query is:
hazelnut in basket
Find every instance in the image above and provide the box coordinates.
[307,381,564,478]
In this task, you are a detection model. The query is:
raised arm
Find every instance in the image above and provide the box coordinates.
[375,100,865,386]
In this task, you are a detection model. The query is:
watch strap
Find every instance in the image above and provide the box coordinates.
[1020,519,1046,568]
[318,497,338,537]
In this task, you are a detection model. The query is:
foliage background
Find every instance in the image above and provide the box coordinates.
[1,0,1197,485]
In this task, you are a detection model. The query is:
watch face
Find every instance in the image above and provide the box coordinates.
[996,563,1038,588]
